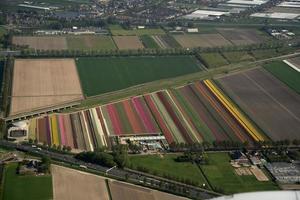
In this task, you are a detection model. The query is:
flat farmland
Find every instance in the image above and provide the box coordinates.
[217,68,300,141]
[66,35,116,50]
[113,36,144,50]
[109,25,165,36]
[174,34,232,48]
[201,153,278,194]
[3,163,53,200]
[218,28,265,45]
[199,53,229,68]
[109,177,188,200]
[12,36,67,50]
[76,56,202,96]
[10,59,83,116]
[264,61,300,93]
[52,165,109,200]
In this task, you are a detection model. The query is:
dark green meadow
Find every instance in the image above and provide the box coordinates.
[76,56,202,96]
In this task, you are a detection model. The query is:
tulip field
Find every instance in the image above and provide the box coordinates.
[28,76,270,151]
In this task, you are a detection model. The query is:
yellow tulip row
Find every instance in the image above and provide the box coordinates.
[203,80,265,142]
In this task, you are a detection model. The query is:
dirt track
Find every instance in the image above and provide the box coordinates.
[10,59,83,115]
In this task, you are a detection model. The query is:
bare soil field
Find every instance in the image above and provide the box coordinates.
[217,29,265,45]
[217,68,300,141]
[10,59,83,115]
[12,36,68,50]
[174,34,232,48]
[52,165,109,200]
[113,36,144,50]
[108,180,188,200]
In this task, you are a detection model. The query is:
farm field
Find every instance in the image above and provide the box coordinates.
[129,154,209,187]
[28,77,267,150]
[153,35,181,48]
[251,49,279,59]
[201,152,278,194]
[199,53,229,68]
[140,35,160,49]
[145,81,263,145]
[28,107,110,152]
[264,61,300,93]
[76,56,202,96]
[12,36,68,50]
[217,28,265,45]
[10,59,83,116]
[66,35,116,50]
[109,25,165,36]
[108,179,188,200]
[101,96,159,136]
[2,163,53,200]
[113,36,144,50]
[217,67,300,141]
[52,165,109,200]
[222,51,255,63]
[173,34,232,48]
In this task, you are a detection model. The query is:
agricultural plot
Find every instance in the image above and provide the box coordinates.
[76,56,202,96]
[109,178,188,200]
[109,25,165,36]
[201,152,278,194]
[129,154,208,187]
[10,59,83,116]
[218,28,265,45]
[12,36,67,50]
[3,163,53,200]
[113,36,144,50]
[101,96,159,136]
[199,53,229,68]
[66,35,116,50]
[152,35,181,48]
[140,35,160,49]
[251,49,279,59]
[174,34,232,48]
[222,51,255,63]
[217,68,300,141]
[28,107,110,151]
[145,81,262,145]
[264,61,300,93]
[52,165,109,200]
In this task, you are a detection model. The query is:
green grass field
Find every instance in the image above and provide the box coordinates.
[160,35,181,48]
[109,25,165,36]
[140,35,160,49]
[2,163,53,200]
[199,53,229,68]
[264,61,300,93]
[251,49,278,59]
[222,51,255,63]
[76,56,202,96]
[66,35,116,50]
[129,154,209,186]
[201,153,278,194]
